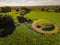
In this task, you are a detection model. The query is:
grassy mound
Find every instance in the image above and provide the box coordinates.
[32,19,59,34]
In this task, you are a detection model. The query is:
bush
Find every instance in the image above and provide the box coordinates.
[16,8,19,12]
[42,23,55,31]
[41,8,45,11]
[55,8,60,12]
[0,15,15,28]
[46,8,49,12]
[0,14,16,37]
[21,7,31,13]
[1,7,11,13]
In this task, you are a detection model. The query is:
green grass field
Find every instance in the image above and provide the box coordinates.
[0,10,60,45]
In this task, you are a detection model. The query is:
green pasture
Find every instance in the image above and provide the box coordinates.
[0,10,60,45]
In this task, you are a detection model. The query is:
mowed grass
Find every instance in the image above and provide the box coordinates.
[0,10,60,45]
[25,11,60,26]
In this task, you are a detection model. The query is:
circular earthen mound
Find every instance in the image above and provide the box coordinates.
[32,19,59,34]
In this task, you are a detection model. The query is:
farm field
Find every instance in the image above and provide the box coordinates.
[0,9,60,45]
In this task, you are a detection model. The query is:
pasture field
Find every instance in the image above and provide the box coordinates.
[0,9,60,45]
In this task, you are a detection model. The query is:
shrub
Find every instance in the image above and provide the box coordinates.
[16,8,19,12]
[42,23,55,31]
[46,8,49,12]
[55,8,60,12]
[1,7,11,13]
[0,14,16,37]
[21,7,31,13]
[41,8,45,11]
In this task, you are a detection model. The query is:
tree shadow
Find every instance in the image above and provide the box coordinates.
[17,16,33,24]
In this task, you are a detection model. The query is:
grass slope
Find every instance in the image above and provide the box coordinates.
[0,10,60,45]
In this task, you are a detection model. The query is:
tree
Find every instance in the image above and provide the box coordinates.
[41,8,45,11]
[0,14,16,37]
[21,7,31,13]
[55,8,60,12]
[42,23,55,31]
[1,7,11,13]
[16,8,19,12]
[46,8,49,12]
